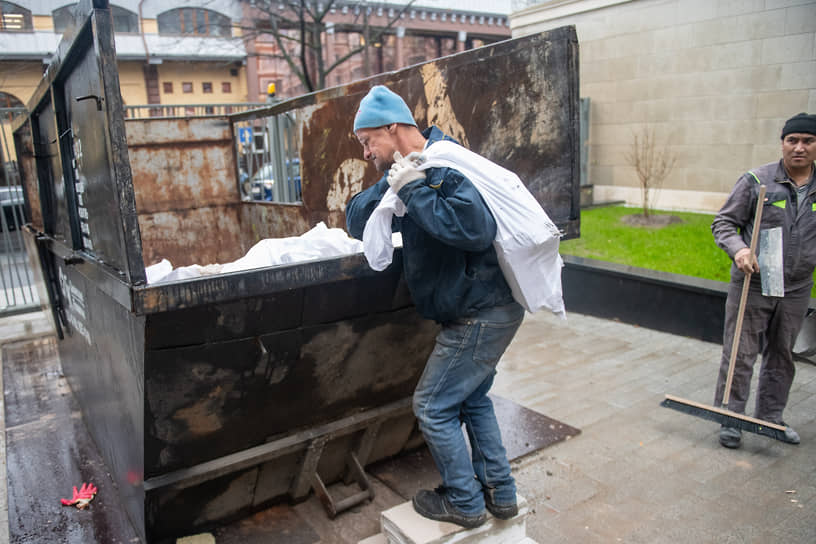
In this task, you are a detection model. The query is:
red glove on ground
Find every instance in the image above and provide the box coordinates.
[61,482,98,509]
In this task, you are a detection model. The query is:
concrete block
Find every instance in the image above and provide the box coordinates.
[652,24,696,54]
[761,34,814,65]
[737,9,789,40]
[809,89,816,112]
[767,0,816,10]
[359,534,389,544]
[751,144,783,167]
[779,61,816,90]
[756,91,810,118]
[581,81,617,103]
[785,3,816,33]
[381,495,529,544]
[709,41,762,70]
[674,0,718,25]
[710,94,758,121]
[717,0,764,18]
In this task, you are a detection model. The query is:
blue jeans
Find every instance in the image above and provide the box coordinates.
[412,301,524,515]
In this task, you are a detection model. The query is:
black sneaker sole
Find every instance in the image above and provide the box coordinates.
[412,495,487,529]
[486,502,518,520]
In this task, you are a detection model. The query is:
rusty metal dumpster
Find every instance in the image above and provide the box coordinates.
[13,1,579,541]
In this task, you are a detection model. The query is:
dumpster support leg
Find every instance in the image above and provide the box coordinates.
[311,452,374,518]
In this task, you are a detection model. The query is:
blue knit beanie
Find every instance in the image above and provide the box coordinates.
[353,85,417,132]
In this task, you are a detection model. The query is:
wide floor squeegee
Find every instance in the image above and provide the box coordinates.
[661,184,789,442]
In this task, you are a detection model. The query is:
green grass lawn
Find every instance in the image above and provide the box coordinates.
[559,205,816,298]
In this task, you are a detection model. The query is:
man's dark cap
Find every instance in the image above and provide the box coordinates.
[781,112,816,139]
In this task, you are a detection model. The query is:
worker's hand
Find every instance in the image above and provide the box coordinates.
[388,151,425,193]
[61,482,98,509]
[734,247,759,275]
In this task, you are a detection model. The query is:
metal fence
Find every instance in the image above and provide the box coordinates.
[231,104,302,204]
[124,103,266,119]
[1,106,39,316]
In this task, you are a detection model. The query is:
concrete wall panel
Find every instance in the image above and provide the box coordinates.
[511,0,816,212]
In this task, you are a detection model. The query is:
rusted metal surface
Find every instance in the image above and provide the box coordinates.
[11,122,43,231]
[126,117,247,267]
[138,206,246,268]
[232,27,580,239]
[238,201,312,242]
[126,118,240,212]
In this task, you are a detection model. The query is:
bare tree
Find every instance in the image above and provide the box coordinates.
[239,1,417,93]
[624,126,676,218]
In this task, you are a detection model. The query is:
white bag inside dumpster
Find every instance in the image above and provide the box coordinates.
[145,222,364,284]
[362,141,565,317]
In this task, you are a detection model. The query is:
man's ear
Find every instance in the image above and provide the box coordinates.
[386,123,396,133]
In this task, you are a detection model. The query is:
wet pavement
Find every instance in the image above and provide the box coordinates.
[2,308,815,543]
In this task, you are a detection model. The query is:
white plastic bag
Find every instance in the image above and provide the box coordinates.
[362,188,406,271]
[417,141,565,317]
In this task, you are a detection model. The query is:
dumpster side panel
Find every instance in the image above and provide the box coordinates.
[31,101,72,244]
[296,27,580,238]
[126,118,246,268]
[238,202,313,242]
[50,259,146,542]
[144,304,438,475]
[137,206,246,269]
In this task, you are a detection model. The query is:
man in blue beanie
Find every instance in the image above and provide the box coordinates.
[346,85,524,528]
[712,112,816,449]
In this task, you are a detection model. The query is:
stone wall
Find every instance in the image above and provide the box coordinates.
[512,0,816,212]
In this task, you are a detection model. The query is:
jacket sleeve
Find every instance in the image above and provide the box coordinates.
[711,174,755,260]
[345,175,390,240]
[398,167,496,252]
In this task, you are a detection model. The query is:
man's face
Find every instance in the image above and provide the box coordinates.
[356,125,397,173]
[782,132,816,172]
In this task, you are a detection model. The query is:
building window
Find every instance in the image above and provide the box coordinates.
[202,82,213,94]
[185,106,196,115]
[0,1,33,31]
[111,5,139,34]
[222,82,231,93]
[52,4,73,33]
[157,8,231,37]
[182,82,193,93]
[163,82,173,94]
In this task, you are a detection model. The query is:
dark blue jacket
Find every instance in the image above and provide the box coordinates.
[345,126,514,323]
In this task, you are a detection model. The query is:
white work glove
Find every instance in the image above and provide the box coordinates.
[734,247,759,275]
[387,151,425,193]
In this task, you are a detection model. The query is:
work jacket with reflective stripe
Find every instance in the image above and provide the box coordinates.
[712,160,816,296]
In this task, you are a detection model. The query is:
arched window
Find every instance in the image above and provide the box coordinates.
[54,4,138,34]
[52,4,75,33]
[158,8,231,37]
[111,5,138,34]
[0,1,32,31]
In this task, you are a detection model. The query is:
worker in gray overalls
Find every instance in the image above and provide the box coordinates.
[712,112,816,449]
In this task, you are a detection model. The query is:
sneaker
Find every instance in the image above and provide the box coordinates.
[719,425,742,449]
[412,487,487,529]
[779,423,800,445]
[484,492,518,520]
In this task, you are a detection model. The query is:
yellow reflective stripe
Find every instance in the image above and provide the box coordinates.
[772,200,786,209]
[747,171,761,184]
[429,181,443,189]
[812,202,816,212]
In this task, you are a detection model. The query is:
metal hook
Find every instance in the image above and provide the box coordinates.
[76,94,103,111]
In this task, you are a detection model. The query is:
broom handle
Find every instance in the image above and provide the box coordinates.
[723,184,766,406]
